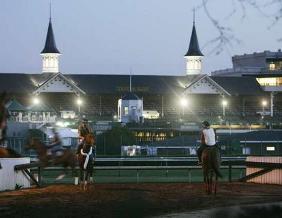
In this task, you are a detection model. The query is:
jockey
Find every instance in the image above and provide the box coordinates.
[76,118,92,155]
[48,128,63,157]
[197,121,216,165]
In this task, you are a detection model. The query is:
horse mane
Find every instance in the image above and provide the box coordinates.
[85,134,95,145]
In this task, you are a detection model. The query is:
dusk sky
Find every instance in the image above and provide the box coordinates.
[0,0,282,75]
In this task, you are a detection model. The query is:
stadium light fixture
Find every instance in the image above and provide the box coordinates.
[32,97,40,105]
[180,98,188,107]
[222,100,228,107]
[262,100,267,107]
[262,100,267,116]
[180,97,188,116]
[222,100,228,117]
[77,98,82,105]
[76,98,82,113]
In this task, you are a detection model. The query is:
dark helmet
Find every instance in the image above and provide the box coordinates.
[202,121,210,128]
[82,118,88,123]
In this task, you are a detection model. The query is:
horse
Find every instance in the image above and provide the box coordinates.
[201,146,222,195]
[77,133,95,190]
[0,147,21,169]
[26,138,76,173]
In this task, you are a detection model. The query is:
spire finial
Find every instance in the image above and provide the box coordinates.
[193,8,195,25]
[49,1,52,21]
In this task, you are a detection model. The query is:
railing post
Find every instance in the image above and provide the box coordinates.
[38,166,42,186]
[228,161,232,182]
[136,169,139,183]
[188,169,191,183]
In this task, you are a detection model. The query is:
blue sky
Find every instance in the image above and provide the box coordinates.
[0,0,281,75]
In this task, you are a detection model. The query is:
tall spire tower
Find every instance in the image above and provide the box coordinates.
[40,3,61,73]
[184,9,204,75]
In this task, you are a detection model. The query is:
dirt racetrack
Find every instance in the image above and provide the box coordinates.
[0,182,281,218]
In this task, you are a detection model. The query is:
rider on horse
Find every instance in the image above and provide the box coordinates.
[47,128,63,158]
[76,118,93,156]
[197,121,217,164]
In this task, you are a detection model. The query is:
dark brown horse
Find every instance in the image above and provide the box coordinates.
[0,147,21,169]
[77,134,95,190]
[201,146,221,195]
[26,138,76,171]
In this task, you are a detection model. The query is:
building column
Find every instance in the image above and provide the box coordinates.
[270,92,274,117]
[242,97,245,117]
[161,95,164,118]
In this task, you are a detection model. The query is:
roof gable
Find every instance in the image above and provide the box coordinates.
[5,99,27,111]
[33,73,85,95]
[183,75,230,96]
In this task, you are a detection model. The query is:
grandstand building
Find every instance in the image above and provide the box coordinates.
[211,50,282,118]
[0,12,281,132]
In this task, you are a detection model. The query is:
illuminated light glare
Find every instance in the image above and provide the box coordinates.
[262,100,267,107]
[56,121,64,127]
[222,100,228,107]
[33,97,40,105]
[77,98,82,105]
[180,98,188,107]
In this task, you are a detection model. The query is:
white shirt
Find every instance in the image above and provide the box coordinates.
[202,128,216,146]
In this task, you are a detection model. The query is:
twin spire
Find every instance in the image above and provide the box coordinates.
[184,9,203,57]
[41,3,60,55]
[184,9,204,75]
[40,6,202,74]
[40,3,61,73]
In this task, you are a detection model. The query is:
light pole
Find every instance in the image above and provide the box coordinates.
[222,100,228,117]
[180,97,188,116]
[262,100,267,116]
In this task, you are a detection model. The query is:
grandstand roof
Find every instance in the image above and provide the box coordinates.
[121,92,140,100]
[0,73,264,96]
[211,76,264,96]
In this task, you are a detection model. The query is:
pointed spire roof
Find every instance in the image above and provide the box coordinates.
[41,18,60,54]
[184,11,203,57]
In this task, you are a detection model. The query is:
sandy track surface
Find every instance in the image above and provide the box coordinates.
[0,183,281,218]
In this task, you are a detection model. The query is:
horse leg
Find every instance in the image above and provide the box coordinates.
[203,170,208,194]
[214,174,218,195]
[83,171,88,191]
[208,171,212,195]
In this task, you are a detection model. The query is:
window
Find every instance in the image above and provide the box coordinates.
[124,106,129,115]
[269,63,275,70]
[266,146,275,151]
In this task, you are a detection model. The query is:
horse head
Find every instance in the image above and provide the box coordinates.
[84,133,95,146]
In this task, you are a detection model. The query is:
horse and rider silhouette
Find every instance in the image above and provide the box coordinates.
[198,121,222,195]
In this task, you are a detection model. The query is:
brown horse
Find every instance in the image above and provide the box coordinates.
[26,138,76,172]
[77,134,95,190]
[201,146,222,195]
[0,147,21,169]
